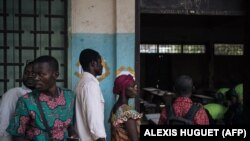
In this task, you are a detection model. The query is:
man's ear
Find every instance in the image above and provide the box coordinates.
[90,60,96,67]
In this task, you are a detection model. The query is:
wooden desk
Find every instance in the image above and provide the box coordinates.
[143,87,164,96]
[143,87,175,97]
[142,87,175,112]
[192,94,215,105]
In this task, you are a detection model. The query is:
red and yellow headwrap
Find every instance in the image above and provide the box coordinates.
[113,74,134,96]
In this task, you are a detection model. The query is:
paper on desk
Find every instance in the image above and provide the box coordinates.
[150,90,165,96]
[145,113,160,124]
[143,87,159,92]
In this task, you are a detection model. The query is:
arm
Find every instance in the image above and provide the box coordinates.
[124,119,139,141]
[68,95,79,139]
[194,108,210,125]
[158,108,167,125]
[0,89,19,136]
[68,124,78,138]
[6,97,31,139]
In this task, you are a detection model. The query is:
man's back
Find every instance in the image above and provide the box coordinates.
[159,75,209,125]
[159,97,209,125]
[172,97,209,125]
[167,102,201,125]
[75,72,106,141]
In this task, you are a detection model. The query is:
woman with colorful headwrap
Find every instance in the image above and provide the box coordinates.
[109,74,143,141]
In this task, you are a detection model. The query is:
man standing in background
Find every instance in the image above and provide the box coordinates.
[0,61,35,141]
[75,49,106,141]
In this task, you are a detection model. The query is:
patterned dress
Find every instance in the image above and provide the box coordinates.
[7,88,75,141]
[110,104,143,141]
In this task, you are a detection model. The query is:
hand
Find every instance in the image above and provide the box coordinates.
[68,125,79,139]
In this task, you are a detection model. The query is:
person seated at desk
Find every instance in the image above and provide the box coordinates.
[214,87,229,105]
[158,75,209,125]
[223,88,243,125]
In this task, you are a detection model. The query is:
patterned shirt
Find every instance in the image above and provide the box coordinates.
[110,104,143,141]
[158,97,209,125]
[0,86,31,137]
[7,88,75,141]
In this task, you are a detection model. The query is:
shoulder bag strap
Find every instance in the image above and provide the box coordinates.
[33,94,53,139]
[166,102,175,124]
[184,103,201,120]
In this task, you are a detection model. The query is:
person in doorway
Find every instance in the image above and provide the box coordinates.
[158,75,209,125]
[7,55,77,141]
[75,49,106,141]
[0,61,35,141]
[109,74,143,141]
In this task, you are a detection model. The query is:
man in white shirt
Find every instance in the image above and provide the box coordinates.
[0,61,35,141]
[75,49,106,141]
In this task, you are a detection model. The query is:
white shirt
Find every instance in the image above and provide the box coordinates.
[75,72,106,141]
[0,86,32,136]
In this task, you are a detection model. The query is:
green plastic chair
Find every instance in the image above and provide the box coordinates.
[216,88,229,95]
[204,103,228,120]
[235,83,243,104]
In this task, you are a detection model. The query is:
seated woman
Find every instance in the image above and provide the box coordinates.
[109,74,143,141]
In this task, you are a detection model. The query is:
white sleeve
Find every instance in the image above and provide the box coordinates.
[84,83,106,140]
[0,89,19,136]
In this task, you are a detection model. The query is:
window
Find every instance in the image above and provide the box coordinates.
[0,0,68,95]
[214,44,244,56]
[183,45,205,54]
[140,44,205,54]
[140,44,158,53]
[159,44,181,53]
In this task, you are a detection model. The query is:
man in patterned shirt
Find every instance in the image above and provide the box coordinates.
[7,56,77,141]
[158,75,209,125]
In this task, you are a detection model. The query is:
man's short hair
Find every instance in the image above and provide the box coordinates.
[174,75,193,96]
[33,55,59,72]
[79,49,101,71]
[25,60,34,69]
